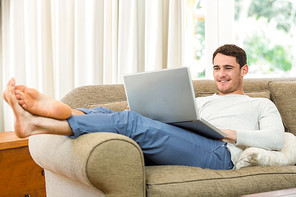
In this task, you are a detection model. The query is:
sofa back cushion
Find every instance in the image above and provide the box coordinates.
[269,81,296,135]
[196,91,270,99]
[89,91,270,112]
[89,101,128,112]
[61,84,127,109]
[192,79,271,98]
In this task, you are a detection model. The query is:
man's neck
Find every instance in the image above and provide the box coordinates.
[218,90,245,96]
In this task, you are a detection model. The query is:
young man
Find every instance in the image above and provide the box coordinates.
[3,44,285,170]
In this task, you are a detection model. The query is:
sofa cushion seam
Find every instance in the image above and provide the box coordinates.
[147,172,296,186]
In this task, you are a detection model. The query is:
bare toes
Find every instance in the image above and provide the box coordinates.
[15,85,27,92]
[15,89,22,95]
[16,94,22,100]
[18,100,25,105]
[22,104,27,109]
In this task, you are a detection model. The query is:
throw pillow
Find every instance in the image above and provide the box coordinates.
[234,132,296,169]
[245,91,270,99]
[268,81,296,134]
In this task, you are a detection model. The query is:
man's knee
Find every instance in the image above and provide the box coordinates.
[120,110,141,122]
[117,110,144,129]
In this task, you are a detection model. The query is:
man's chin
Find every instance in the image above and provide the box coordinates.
[217,87,234,95]
[217,84,230,92]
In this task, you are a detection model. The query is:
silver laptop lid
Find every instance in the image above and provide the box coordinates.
[123,67,200,123]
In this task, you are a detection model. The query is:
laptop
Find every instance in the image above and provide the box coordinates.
[123,67,225,139]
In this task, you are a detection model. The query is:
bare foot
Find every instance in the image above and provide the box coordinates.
[14,85,72,120]
[4,78,74,138]
[4,78,36,138]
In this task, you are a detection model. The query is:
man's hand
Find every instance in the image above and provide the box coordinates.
[220,129,237,144]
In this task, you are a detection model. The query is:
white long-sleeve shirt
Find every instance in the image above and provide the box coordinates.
[196,94,285,164]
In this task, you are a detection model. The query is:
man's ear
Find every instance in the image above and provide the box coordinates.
[241,64,248,77]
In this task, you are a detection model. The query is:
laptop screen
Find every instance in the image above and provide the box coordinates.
[123,67,199,123]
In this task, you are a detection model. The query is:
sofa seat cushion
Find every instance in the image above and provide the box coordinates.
[145,165,296,197]
[269,81,296,135]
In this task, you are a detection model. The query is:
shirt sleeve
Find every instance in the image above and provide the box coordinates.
[235,99,285,151]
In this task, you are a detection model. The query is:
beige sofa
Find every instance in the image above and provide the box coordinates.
[29,78,296,197]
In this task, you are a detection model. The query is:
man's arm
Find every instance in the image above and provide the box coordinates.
[231,100,284,151]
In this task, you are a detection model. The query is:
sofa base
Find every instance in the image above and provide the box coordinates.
[45,170,105,197]
[146,165,296,197]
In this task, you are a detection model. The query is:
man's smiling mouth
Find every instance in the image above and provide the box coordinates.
[219,79,230,83]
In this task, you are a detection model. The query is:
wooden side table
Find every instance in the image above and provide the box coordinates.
[0,131,46,197]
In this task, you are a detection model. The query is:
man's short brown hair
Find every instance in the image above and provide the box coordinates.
[212,44,247,68]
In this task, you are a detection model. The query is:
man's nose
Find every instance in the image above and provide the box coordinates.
[218,68,227,77]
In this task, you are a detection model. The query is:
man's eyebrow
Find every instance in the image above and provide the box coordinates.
[225,65,235,67]
[213,65,234,67]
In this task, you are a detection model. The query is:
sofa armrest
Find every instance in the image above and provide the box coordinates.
[29,132,146,197]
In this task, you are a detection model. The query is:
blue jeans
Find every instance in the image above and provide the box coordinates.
[67,107,234,170]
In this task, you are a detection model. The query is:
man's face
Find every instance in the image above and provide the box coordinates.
[213,53,248,95]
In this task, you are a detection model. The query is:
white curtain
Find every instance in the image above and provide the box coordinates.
[0,0,185,131]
